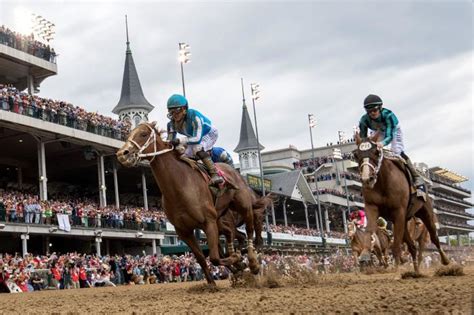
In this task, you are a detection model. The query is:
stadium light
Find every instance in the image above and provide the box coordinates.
[308,113,325,240]
[178,42,191,97]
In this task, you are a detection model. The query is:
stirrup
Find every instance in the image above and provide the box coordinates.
[415,184,427,201]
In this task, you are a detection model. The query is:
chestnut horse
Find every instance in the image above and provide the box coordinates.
[353,134,449,273]
[405,217,430,267]
[117,122,262,286]
[218,191,274,255]
[347,221,390,268]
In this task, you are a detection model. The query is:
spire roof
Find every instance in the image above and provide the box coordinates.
[112,16,154,115]
[234,79,264,153]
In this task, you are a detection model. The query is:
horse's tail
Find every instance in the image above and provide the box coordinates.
[252,193,276,213]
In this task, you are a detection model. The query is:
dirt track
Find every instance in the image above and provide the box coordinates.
[0,266,472,314]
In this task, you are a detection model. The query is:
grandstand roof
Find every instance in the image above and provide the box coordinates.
[234,102,264,153]
[112,38,154,115]
[266,170,316,205]
[430,166,468,183]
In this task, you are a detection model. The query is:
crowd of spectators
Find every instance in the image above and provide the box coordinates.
[0,189,168,232]
[312,171,361,183]
[430,173,470,194]
[293,152,355,171]
[435,203,474,217]
[440,217,474,229]
[0,25,56,63]
[314,188,364,203]
[267,224,346,239]
[0,84,131,140]
[0,252,233,293]
[433,191,473,206]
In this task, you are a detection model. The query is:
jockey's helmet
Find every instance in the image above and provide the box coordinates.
[167,94,188,109]
[363,94,383,110]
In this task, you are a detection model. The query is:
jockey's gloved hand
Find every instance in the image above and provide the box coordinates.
[170,139,180,146]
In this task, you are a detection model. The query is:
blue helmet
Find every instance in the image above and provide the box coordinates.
[167,94,188,109]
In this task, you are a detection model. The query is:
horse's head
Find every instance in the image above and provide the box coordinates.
[347,220,357,238]
[116,122,171,167]
[353,132,383,188]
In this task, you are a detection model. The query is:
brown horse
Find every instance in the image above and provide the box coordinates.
[218,191,274,255]
[117,122,264,286]
[347,221,390,268]
[404,217,430,267]
[353,133,449,273]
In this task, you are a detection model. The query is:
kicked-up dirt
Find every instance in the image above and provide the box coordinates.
[0,265,472,314]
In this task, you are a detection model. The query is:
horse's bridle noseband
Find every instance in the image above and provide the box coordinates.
[128,124,174,164]
[358,141,384,185]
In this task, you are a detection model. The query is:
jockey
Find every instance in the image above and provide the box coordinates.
[350,209,367,229]
[359,94,425,197]
[208,147,234,168]
[166,94,224,185]
[376,217,388,230]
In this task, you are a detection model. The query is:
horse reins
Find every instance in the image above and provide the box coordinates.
[128,124,174,164]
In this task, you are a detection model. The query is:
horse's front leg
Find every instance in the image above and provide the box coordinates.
[391,209,406,268]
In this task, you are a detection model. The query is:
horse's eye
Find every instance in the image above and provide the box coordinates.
[140,133,148,137]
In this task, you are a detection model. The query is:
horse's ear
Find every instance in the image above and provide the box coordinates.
[355,132,361,145]
[150,121,157,128]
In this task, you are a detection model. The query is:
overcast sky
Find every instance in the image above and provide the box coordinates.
[1,0,473,191]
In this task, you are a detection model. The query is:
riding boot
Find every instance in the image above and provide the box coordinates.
[404,156,426,199]
[196,151,224,186]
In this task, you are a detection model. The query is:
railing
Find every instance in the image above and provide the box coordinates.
[0,103,126,141]
[0,210,166,233]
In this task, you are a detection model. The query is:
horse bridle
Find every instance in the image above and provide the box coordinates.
[128,123,174,164]
[358,141,384,184]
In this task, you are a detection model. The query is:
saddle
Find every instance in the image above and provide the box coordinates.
[384,152,423,218]
[179,155,239,201]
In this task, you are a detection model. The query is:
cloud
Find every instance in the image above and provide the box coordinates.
[2,0,472,192]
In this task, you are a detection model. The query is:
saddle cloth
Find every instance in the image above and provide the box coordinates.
[178,155,238,195]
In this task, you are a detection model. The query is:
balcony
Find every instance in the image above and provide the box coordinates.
[432,195,473,209]
[431,181,471,199]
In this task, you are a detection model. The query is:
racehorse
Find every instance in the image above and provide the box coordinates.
[347,220,390,268]
[218,190,274,255]
[405,217,430,267]
[116,122,265,286]
[353,133,449,273]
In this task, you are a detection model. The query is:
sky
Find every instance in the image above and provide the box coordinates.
[1,0,472,193]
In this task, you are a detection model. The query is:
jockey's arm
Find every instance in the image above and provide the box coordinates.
[381,110,397,146]
[182,116,204,145]
[166,122,177,141]
[358,117,368,138]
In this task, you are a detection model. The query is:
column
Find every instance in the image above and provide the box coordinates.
[21,234,29,256]
[457,232,461,247]
[282,198,288,227]
[446,230,450,247]
[97,155,107,208]
[27,73,34,95]
[314,208,320,232]
[37,142,48,201]
[341,207,348,234]
[113,160,120,209]
[303,202,309,229]
[106,239,110,256]
[271,202,276,225]
[17,167,23,190]
[44,236,50,255]
[95,237,102,257]
[142,169,148,210]
[152,239,157,255]
[325,206,330,232]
